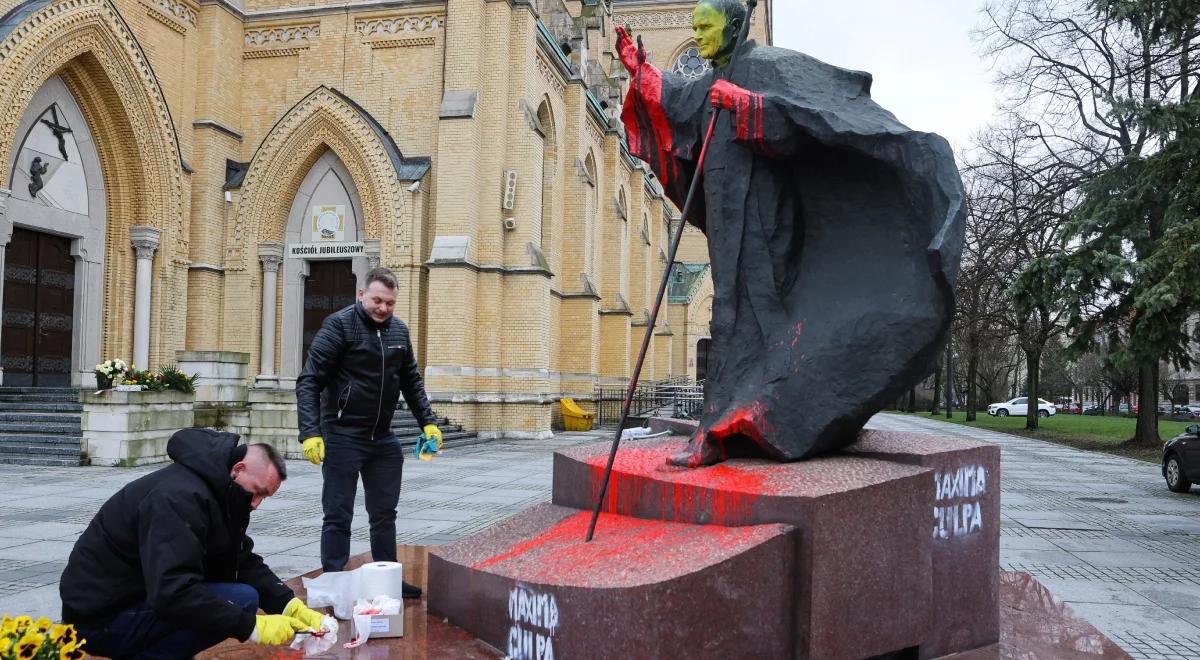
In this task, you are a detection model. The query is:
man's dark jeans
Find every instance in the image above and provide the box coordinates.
[74,582,257,659]
[321,433,405,572]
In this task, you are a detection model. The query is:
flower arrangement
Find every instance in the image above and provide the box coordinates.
[119,365,152,390]
[158,364,198,394]
[0,614,85,660]
[93,358,127,389]
[119,365,198,394]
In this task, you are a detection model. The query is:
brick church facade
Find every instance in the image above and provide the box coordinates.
[0,0,772,442]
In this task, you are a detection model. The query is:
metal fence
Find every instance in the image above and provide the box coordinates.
[593,379,705,427]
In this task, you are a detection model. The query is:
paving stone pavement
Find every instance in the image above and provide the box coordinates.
[0,430,609,626]
[869,413,1200,660]
[0,418,1197,659]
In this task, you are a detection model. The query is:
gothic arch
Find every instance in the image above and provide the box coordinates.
[0,0,182,240]
[232,86,416,268]
[581,150,598,279]
[535,96,561,262]
[0,0,186,367]
[228,86,430,377]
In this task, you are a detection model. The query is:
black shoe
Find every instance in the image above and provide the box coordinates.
[402,581,422,599]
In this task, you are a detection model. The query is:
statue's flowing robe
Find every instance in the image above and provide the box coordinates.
[624,41,966,461]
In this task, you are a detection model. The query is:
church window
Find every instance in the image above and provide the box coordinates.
[672,45,711,80]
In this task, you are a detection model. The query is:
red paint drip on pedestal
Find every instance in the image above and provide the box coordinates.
[472,511,778,584]
[585,440,772,527]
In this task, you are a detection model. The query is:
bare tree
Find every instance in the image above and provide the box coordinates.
[1160,364,1190,409]
[955,155,1032,421]
[965,120,1073,430]
[1067,349,1106,409]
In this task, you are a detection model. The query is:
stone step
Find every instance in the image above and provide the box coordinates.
[0,454,86,467]
[0,422,82,434]
[392,423,464,436]
[0,393,81,403]
[0,401,83,412]
[0,442,82,456]
[397,431,479,449]
[0,387,80,395]
[0,412,82,424]
[392,414,453,425]
[0,434,83,445]
[429,502,795,659]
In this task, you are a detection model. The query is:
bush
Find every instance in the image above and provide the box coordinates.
[159,364,198,394]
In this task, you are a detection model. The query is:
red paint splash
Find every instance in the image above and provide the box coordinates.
[707,401,773,451]
[472,511,781,586]
[790,321,804,349]
[622,62,679,188]
[585,434,776,527]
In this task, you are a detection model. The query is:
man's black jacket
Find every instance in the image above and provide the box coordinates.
[60,428,293,640]
[296,302,436,441]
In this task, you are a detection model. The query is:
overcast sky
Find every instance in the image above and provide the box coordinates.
[772,0,999,150]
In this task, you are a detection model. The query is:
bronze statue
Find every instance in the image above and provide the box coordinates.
[617,0,966,467]
[28,156,48,198]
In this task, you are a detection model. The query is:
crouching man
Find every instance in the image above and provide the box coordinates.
[60,428,327,658]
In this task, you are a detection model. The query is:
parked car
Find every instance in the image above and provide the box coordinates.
[1083,405,1105,416]
[1171,406,1200,420]
[987,397,1057,418]
[1162,424,1200,493]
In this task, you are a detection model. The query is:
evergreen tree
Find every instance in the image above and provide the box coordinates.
[1016,0,1200,444]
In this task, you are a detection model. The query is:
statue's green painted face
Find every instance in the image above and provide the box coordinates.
[692,4,729,61]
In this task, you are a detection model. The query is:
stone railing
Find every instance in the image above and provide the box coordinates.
[80,351,305,466]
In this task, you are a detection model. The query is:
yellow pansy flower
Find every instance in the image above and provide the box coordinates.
[14,630,44,660]
[34,617,51,633]
[49,623,77,646]
[13,615,32,633]
[0,636,12,654]
[59,639,86,660]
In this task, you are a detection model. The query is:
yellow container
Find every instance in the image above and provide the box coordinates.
[560,398,594,431]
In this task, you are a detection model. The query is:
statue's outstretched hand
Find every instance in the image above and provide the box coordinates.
[615,26,640,74]
[710,79,754,112]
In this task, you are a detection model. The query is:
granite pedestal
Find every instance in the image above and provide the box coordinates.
[428,423,1000,659]
[848,429,1002,658]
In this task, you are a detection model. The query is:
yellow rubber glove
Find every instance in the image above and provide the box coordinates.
[282,597,325,631]
[422,424,443,451]
[250,614,307,645]
[301,436,324,465]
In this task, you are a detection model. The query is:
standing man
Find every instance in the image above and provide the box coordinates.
[296,266,441,596]
[60,428,329,658]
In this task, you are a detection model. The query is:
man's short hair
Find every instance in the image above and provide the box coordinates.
[365,266,398,291]
[699,0,747,25]
[249,443,288,480]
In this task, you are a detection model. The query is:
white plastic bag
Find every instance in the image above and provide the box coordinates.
[302,570,360,620]
[345,596,404,649]
[289,615,339,656]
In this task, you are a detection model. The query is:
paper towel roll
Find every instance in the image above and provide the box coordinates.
[357,562,404,601]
